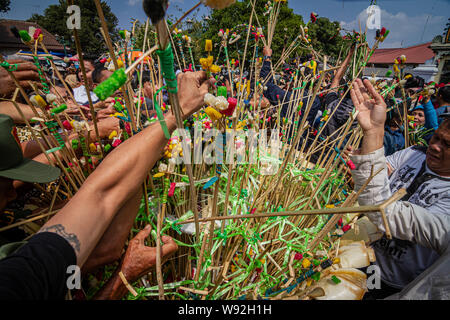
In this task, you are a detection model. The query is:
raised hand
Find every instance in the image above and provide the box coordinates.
[350,79,386,154]
[350,78,387,135]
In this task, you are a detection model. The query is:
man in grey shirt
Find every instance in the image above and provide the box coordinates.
[347,78,449,299]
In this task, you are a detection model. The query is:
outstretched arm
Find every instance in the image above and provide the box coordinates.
[329,45,355,93]
[260,46,291,107]
[38,71,215,267]
[421,96,439,130]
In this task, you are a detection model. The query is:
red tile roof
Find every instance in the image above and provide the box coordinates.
[368,42,435,65]
[0,19,65,51]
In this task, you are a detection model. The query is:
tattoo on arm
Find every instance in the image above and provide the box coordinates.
[38,224,81,254]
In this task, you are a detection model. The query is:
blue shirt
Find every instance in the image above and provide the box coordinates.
[436,105,450,126]
[384,126,405,156]
[420,101,449,131]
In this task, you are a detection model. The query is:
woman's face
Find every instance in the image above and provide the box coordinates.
[412,109,425,126]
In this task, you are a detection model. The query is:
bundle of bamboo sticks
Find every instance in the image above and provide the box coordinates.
[0,0,401,300]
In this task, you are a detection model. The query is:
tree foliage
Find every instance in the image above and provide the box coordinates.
[133,21,157,52]
[166,0,345,68]
[195,0,305,63]
[24,0,345,64]
[307,17,345,59]
[27,0,119,55]
[0,0,11,13]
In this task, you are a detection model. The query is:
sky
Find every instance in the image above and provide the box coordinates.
[1,0,449,48]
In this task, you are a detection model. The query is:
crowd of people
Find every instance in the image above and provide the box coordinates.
[0,34,448,300]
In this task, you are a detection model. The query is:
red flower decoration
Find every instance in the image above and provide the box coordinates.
[294,253,303,260]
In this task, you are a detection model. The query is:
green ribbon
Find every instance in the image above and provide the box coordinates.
[214,229,228,241]
[156,44,178,94]
[0,61,18,71]
[153,86,171,139]
[248,231,262,244]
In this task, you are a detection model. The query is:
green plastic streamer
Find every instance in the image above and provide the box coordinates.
[156,44,178,94]
[153,86,171,139]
